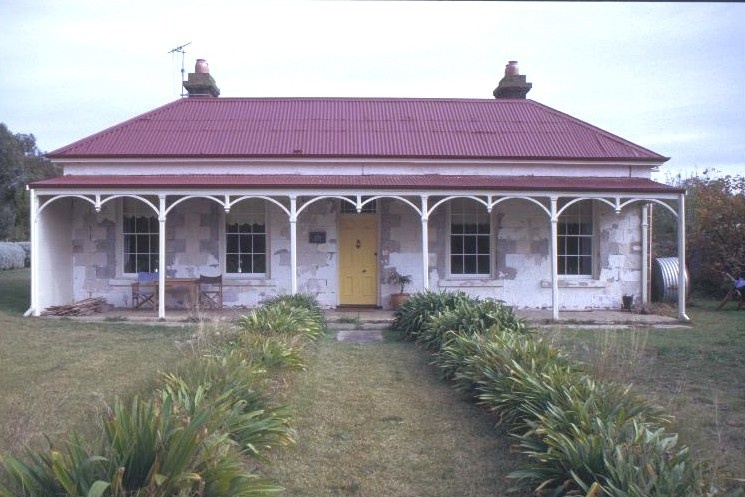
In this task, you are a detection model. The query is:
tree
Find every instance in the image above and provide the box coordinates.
[654,170,745,296]
[0,123,60,240]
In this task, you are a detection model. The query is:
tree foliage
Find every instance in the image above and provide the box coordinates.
[0,123,60,240]
[654,170,745,295]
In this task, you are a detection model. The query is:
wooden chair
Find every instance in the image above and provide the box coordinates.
[198,274,223,309]
[132,272,158,309]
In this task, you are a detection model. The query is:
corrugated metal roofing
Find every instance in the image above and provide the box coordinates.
[47,98,667,162]
[30,174,683,194]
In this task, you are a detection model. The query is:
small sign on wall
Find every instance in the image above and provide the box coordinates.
[309,231,326,244]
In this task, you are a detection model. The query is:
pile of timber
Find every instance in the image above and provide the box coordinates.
[41,297,108,316]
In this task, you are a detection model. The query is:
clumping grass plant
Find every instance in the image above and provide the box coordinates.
[1,293,327,497]
[390,291,713,497]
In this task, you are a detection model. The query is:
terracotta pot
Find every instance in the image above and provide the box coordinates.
[390,293,410,310]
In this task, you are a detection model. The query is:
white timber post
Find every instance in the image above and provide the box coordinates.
[420,195,429,290]
[158,195,167,319]
[641,203,649,304]
[27,189,39,316]
[550,196,559,321]
[677,193,689,321]
[290,195,298,294]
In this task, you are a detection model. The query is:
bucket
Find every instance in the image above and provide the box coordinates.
[652,257,689,303]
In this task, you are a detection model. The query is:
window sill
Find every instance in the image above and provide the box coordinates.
[540,279,607,288]
[439,279,505,288]
[223,278,276,287]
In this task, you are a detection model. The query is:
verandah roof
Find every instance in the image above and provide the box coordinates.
[30,174,683,194]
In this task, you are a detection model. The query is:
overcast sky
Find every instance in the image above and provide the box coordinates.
[2,1,743,181]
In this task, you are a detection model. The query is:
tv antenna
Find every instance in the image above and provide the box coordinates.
[168,41,191,97]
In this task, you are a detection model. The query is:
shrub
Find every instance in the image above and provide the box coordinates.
[0,243,25,270]
[259,293,326,328]
[421,297,525,351]
[390,290,471,341]
[160,372,296,461]
[0,394,282,497]
[238,299,325,341]
[402,297,710,496]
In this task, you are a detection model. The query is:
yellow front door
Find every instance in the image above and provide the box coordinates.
[339,216,378,306]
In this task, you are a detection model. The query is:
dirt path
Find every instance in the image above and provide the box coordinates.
[264,335,530,497]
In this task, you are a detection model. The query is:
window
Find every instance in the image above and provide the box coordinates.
[226,200,266,274]
[450,198,491,276]
[558,200,594,276]
[123,198,159,273]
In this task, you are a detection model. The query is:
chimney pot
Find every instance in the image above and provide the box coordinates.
[195,59,209,74]
[505,60,519,76]
[183,58,220,98]
[493,60,532,100]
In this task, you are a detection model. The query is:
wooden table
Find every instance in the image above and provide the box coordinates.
[164,278,199,309]
[132,278,199,309]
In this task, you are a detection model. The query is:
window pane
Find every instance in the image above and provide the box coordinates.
[451,255,463,274]
[124,256,135,274]
[254,235,266,253]
[477,255,490,274]
[477,235,489,254]
[240,254,252,273]
[463,255,477,274]
[463,236,476,253]
[123,216,136,233]
[137,235,150,252]
[254,254,267,273]
[226,254,239,273]
[579,256,592,275]
[451,236,463,253]
[451,223,464,235]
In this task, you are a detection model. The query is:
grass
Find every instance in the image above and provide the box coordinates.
[3,267,744,494]
[546,300,745,493]
[0,269,192,456]
[262,333,531,497]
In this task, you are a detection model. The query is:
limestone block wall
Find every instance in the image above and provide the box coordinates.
[71,199,122,305]
[424,199,644,310]
[380,198,422,308]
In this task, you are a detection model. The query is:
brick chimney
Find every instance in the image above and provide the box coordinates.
[183,59,220,98]
[493,60,532,99]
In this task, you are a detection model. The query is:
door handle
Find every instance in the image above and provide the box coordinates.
[362,269,367,273]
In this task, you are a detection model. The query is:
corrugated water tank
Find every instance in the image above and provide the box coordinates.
[652,257,689,303]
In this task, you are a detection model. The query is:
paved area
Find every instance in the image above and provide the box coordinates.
[45,305,690,333]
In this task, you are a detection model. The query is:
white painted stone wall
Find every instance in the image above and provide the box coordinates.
[64,195,643,311]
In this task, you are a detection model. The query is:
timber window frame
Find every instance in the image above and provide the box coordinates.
[447,198,493,277]
[557,200,595,277]
[225,199,268,276]
[122,198,159,274]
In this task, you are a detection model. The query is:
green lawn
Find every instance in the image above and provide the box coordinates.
[262,335,532,497]
[546,301,745,493]
[1,268,743,493]
[0,269,193,456]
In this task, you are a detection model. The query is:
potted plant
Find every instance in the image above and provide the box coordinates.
[387,270,413,310]
[622,294,634,311]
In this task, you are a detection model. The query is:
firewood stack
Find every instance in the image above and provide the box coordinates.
[41,297,108,316]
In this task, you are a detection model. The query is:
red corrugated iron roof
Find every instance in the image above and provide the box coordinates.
[46,98,667,162]
[30,174,684,194]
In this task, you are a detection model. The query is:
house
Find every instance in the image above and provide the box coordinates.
[27,60,688,320]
